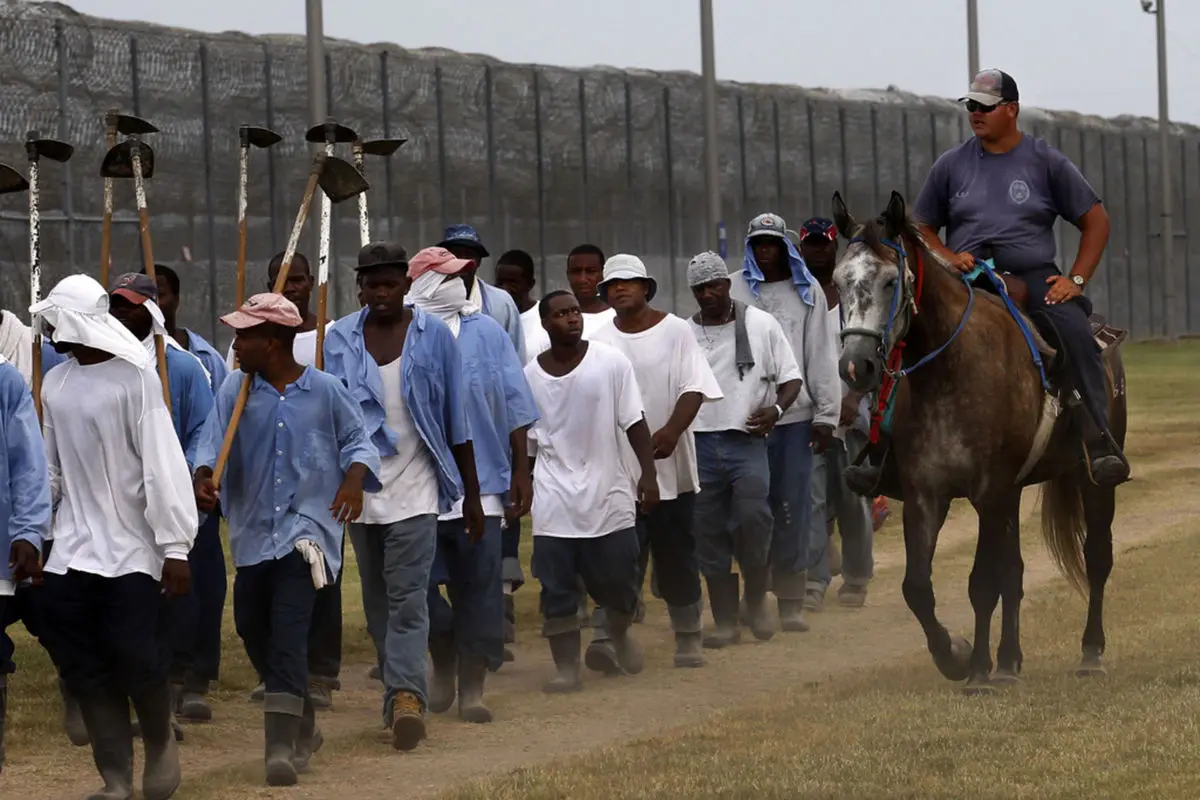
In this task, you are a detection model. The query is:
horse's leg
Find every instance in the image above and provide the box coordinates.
[1076,481,1115,677]
[962,523,1001,694]
[901,492,969,681]
[993,492,1025,685]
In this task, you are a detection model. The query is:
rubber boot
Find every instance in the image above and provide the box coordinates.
[60,676,91,746]
[606,609,644,676]
[263,693,303,787]
[702,574,742,649]
[774,570,810,633]
[503,594,516,644]
[741,565,777,641]
[77,689,135,800]
[584,606,622,675]
[668,602,705,668]
[543,630,583,694]
[131,682,181,800]
[178,676,212,723]
[294,696,323,773]
[427,631,457,714]
[457,655,493,723]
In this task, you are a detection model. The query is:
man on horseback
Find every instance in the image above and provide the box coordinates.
[909,68,1129,487]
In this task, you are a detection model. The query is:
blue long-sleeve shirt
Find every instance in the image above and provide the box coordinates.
[324,305,471,514]
[195,366,381,579]
[0,360,50,587]
[182,328,230,395]
[479,280,526,364]
[455,313,539,496]
[162,346,213,469]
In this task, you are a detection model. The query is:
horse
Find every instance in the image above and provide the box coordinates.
[830,190,1128,693]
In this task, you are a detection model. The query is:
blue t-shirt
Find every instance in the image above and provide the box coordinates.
[912,135,1101,274]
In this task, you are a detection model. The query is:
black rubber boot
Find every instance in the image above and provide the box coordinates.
[60,676,91,746]
[77,689,135,800]
[457,655,493,723]
[294,696,323,774]
[427,631,457,714]
[543,630,583,694]
[1085,433,1131,487]
[263,694,302,787]
[703,574,742,649]
[605,609,644,675]
[130,682,181,800]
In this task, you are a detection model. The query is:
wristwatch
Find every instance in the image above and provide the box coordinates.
[1070,274,1086,287]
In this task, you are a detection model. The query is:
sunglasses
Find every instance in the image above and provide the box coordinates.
[966,100,1008,114]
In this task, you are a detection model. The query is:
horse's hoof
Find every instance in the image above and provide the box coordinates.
[961,676,996,696]
[934,635,972,682]
[991,669,1020,687]
[1075,647,1107,678]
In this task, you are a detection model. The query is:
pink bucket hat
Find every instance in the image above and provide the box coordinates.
[220,292,303,330]
[407,246,475,280]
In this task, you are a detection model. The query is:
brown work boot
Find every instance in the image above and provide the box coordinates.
[389,691,425,752]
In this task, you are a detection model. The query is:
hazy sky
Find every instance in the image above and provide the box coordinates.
[64,0,1200,126]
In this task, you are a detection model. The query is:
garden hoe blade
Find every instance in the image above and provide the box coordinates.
[319,156,370,204]
[361,138,407,157]
[100,140,155,180]
[27,135,74,163]
[0,164,29,195]
[112,113,159,137]
[305,120,358,144]
[242,126,283,149]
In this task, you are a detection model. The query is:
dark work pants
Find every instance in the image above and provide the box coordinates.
[634,493,701,607]
[0,582,50,677]
[234,551,317,700]
[40,571,169,701]
[533,529,640,636]
[169,511,227,691]
[428,517,504,671]
[1017,267,1110,434]
[307,534,343,686]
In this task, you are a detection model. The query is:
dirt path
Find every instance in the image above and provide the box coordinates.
[7,454,1193,800]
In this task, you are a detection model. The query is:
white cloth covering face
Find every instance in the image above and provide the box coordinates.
[0,310,34,387]
[406,272,480,339]
[30,274,151,370]
[41,356,198,580]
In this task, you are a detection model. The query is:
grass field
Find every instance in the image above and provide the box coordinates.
[2,340,1197,799]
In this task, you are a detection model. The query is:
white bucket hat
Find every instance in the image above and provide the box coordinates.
[597,254,657,302]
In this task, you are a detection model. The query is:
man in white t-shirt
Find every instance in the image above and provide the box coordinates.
[524,291,659,693]
[589,255,723,669]
[797,218,874,611]
[685,252,803,647]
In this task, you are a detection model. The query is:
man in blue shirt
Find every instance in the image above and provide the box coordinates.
[0,355,51,773]
[911,69,1128,487]
[149,264,229,394]
[109,272,221,727]
[194,293,380,787]
[438,224,526,363]
[405,246,539,725]
[324,241,485,752]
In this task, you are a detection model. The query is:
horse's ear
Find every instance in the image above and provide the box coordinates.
[883,190,907,240]
[832,191,856,239]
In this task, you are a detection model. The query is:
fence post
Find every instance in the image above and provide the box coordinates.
[533,69,546,288]
[838,104,849,206]
[870,105,881,210]
[806,99,817,217]
[624,78,637,254]
[435,61,448,231]
[901,109,912,199]
[737,93,747,217]
[263,44,280,254]
[664,86,676,310]
[130,35,141,115]
[55,20,76,272]
[1182,137,1192,332]
[485,65,496,248]
[772,98,782,212]
[1122,135,1135,335]
[579,76,590,242]
[200,42,220,342]
[380,51,396,240]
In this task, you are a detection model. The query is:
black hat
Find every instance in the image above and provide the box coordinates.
[355,241,409,272]
[959,68,1019,105]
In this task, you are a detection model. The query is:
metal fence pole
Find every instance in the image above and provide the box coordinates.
[737,94,748,217]
[1142,135,1157,333]
[263,44,280,254]
[55,20,75,271]
[806,100,817,217]
[435,62,447,231]
[624,78,636,254]
[664,86,677,310]
[838,105,849,207]
[902,109,912,199]
[579,76,590,241]
[130,36,141,114]
[1182,137,1192,331]
[200,42,220,342]
[1122,135,1134,334]
[772,99,783,211]
[380,51,395,240]
[325,51,339,316]
[533,69,546,288]
[870,105,881,210]
[485,65,496,248]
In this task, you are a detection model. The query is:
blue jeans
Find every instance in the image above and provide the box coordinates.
[808,430,875,593]
[693,431,773,577]
[169,511,227,690]
[427,516,504,671]
[233,551,317,701]
[348,515,437,723]
[533,529,640,637]
[766,420,814,599]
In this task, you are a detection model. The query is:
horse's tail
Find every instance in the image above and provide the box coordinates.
[1039,470,1088,595]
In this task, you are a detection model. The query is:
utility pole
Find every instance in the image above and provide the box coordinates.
[306,0,327,261]
[966,0,980,80]
[1143,0,1175,341]
[700,0,724,257]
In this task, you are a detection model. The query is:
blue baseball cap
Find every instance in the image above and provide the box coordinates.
[437,224,490,259]
[798,217,838,242]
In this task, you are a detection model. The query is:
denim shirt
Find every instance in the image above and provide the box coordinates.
[323,305,471,514]
[479,280,526,364]
[0,361,50,586]
[455,314,540,495]
[195,366,382,579]
[163,346,214,470]
[183,328,230,395]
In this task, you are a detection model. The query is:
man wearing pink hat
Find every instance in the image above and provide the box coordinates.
[323,242,484,751]
[193,292,380,787]
[404,246,539,726]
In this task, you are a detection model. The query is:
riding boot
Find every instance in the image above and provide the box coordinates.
[130,681,181,800]
[457,655,493,723]
[294,695,322,774]
[77,689,135,800]
[543,630,583,694]
[263,693,303,787]
[427,630,457,714]
[702,574,741,649]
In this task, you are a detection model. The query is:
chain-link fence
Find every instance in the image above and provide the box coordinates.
[1,2,1197,351]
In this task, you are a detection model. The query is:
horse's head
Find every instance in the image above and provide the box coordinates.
[832,190,918,394]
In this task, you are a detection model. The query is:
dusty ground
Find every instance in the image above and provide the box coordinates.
[0,341,1194,799]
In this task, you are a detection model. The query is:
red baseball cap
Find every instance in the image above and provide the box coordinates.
[220,293,303,330]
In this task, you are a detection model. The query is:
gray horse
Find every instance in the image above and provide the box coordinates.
[831,190,1128,692]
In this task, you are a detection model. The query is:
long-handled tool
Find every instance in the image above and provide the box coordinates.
[99,111,157,289]
[100,135,170,411]
[351,137,406,247]
[211,151,369,489]
[24,132,74,422]
[304,119,358,370]
[235,126,283,308]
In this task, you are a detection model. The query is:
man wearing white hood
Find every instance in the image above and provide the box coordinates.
[0,307,66,387]
[32,273,198,800]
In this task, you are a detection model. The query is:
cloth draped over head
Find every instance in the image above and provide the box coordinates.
[30,274,151,369]
[405,246,480,339]
[741,212,816,306]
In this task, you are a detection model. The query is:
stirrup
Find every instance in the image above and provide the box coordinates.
[844,442,887,497]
